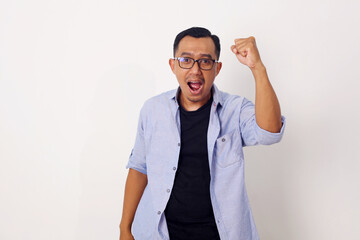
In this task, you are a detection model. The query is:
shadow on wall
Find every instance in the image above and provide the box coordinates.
[76,64,155,239]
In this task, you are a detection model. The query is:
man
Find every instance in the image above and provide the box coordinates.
[120,27,285,240]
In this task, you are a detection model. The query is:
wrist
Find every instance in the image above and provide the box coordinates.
[119,222,132,232]
[250,61,266,74]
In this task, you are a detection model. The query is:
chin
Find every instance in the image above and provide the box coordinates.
[187,95,206,103]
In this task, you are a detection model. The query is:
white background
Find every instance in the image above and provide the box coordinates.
[1,0,360,239]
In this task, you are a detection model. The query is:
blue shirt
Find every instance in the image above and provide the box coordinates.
[126,84,286,240]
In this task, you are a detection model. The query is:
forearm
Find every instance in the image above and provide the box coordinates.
[251,64,282,133]
[120,168,148,232]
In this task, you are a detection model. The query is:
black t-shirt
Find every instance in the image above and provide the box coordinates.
[164,96,220,240]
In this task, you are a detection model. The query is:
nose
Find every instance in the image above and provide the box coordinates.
[189,60,202,74]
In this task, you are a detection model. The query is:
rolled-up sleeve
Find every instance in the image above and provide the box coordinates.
[126,106,147,175]
[239,97,286,146]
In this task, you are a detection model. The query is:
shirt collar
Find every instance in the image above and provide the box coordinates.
[168,84,224,107]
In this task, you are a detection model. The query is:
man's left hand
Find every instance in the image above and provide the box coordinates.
[231,36,264,70]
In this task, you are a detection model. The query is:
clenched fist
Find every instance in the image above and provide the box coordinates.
[231,36,264,69]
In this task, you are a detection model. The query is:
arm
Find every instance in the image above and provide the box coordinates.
[119,168,148,240]
[231,36,282,133]
[252,64,282,132]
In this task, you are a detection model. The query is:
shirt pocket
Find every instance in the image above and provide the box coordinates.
[214,130,243,168]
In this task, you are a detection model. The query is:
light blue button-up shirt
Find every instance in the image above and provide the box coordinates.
[126,84,286,240]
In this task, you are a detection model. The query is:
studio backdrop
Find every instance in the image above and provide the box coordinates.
[0,0,359,239]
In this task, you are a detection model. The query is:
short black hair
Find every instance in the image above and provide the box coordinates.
[173,27,221,60]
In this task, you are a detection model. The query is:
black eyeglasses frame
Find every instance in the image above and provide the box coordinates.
[173,57,218,71]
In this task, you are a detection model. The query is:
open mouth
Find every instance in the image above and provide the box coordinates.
[187,81,203,95]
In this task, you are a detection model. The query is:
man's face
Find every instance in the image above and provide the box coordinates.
[169,36,222,110]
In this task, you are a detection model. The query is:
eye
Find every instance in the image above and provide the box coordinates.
[200,59,212,64]
[180,57,192,63]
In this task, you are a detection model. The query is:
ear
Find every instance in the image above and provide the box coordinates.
[169,58,175,74]
[215,62,222,76]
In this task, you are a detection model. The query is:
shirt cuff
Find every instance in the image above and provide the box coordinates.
[125,163,147,175]
[254,115,286,145]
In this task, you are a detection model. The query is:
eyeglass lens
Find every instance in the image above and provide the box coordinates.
[178,57,214,70]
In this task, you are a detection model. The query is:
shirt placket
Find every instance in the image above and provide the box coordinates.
[157,99,181,240]
[207,101,228,240]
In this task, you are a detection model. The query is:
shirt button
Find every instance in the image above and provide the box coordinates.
[222,138,226,142]
[173,167,176,171]
[178,143,181,147]
[167,189,171,193]
[157,211,161,215]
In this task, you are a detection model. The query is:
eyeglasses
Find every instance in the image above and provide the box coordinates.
[173,57,218,70]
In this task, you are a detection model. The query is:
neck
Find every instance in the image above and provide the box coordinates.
[179,92,211,111]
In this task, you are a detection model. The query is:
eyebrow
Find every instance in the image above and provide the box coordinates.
[180,52,214,59]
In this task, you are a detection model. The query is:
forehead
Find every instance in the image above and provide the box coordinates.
[176,36,216,58]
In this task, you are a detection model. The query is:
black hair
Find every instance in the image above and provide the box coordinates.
[173,27,221,60]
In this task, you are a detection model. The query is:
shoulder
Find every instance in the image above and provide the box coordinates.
[139,89,176,115]
[216,87,247,110]
[142,89,175,107]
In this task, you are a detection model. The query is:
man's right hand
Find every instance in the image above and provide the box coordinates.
[120,169,148,240]
[119,230,135,240]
